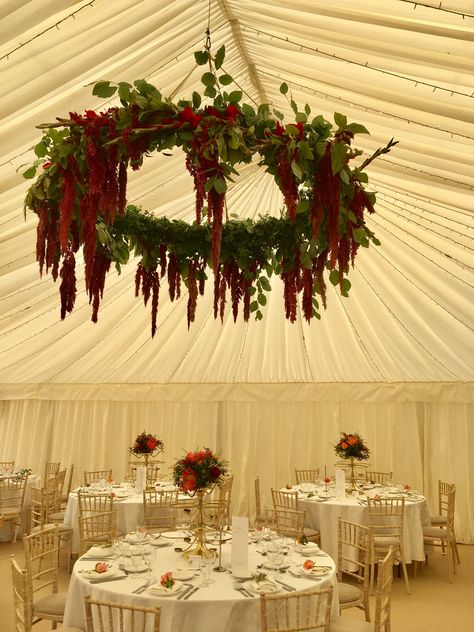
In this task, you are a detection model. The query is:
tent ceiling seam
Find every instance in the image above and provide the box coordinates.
[216,0,268,104]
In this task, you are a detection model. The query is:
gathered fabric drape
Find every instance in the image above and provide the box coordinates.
[1,391,472,543]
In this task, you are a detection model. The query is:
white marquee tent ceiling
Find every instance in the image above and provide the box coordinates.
[0,0,473,389]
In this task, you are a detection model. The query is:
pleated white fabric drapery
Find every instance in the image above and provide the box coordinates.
[1,393,472,542]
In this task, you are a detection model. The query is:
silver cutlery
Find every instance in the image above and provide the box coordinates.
[89,575,127,584]
[183,586,200,600]
[234,585,253,598]
[176,583,195,600]
[273,578,296,591]
[132,579,153,594]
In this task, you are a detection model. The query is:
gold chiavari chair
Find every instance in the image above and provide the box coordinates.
[260,586,333,632]
[254,478,275,528]
[79,510,116,555]
[430,480,460,564]
[295,469,320,484]
[85,595,161,632]
[78,490,114,516]
[336,519,372,621]
[44,462,60,482]
[271,488,320,544]
[61,464,75,508]
[143,489,179,533]
[365,471,392,485]
[84,469,113,485]
[367,497,409,595]
[0,460,15,473]
[0,473,28,543]
[330,547,395,632]
[423,489,457,583]
[273,507,306,540]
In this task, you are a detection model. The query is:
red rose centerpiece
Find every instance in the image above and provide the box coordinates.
[334,432,369,461]
[129,431,164,472]
[172,448,227,494]
[335,432,370,495]
[172,448,228,559]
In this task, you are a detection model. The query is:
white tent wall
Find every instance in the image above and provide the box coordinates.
[1,387,473,542]
[1,1,473,543]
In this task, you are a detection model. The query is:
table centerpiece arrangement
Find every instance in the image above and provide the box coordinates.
[172,447,228,558]
[334,432,370,494]
[129,431,164,469]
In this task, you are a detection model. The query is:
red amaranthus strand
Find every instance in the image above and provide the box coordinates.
[79,194,99,291]
[159,244,167,278]
[282,264,297,323]
[118,160,128,215]
[168,253,181,301]
[88,250,111,323]
[213,265,221,319]
[314,147,340,267]
[219,272,227,322]
[338,233,350,279]
[208,188,225,274]
[186,259,198,329]
[46,204,60,281]
[58,161,77,253]
[313,250,328,309]
[59,249,76,320]
[301,267,313,322]
[348,185,374,265]
[36,203,48,276]
[228,262,243,322]
[276,149,299,222]
[150,271,160,338]
[185,155,205,225]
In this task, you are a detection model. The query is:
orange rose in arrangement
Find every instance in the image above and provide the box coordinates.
[341,442,348,449]
[94,562,108,574]
[129,431,164,456]
[303,559,314,570]
[181,468,197,491]
[335,432,370,461]
[173,447,228,493]
[347,435,358,446]
[160,572,175,589]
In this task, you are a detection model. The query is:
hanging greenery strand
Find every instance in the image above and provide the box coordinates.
[23,45,396,337]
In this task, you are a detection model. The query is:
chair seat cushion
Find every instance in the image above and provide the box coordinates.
[430,515,447,525]
[32,523,72,535]
[303,527,320,538]
[34,591,67,617]
[338,582,363,604]
[423,526,448,539]
[49,511,66,522]
[330,614,374,632]
[0,508,20,517]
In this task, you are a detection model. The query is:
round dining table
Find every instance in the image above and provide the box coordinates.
[294,483,431,563]
[63,532,339,632]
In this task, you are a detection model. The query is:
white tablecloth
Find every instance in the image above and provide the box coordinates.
[64,483,189,554]
[63,536,338,632]
[296,486,431,563]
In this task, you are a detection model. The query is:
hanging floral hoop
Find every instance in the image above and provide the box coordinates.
[23,45,396,337]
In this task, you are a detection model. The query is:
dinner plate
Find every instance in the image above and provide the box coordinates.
[80,563,118,579]
[148,580,183,596]
[160,530,190,539]
[291,564,331,578]
[243,579,279,594]
[294,544,320,555]
[232,569,254,581]
[83,545,114,558]
[121,563,148,573]
[125,534,150,544]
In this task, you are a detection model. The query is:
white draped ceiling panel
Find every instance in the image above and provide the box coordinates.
[0,1,473,540]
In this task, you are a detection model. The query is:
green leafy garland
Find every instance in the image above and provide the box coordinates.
[23,45,396,336]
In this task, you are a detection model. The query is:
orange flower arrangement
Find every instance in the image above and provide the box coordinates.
[335,432,369,461]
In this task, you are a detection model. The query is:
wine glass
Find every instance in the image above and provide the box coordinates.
[130,546,144,578]
[136,524,147,543]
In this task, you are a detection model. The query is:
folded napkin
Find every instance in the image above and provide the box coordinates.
[246,579,279,594]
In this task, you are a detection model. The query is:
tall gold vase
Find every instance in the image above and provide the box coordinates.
[182,488,214,559]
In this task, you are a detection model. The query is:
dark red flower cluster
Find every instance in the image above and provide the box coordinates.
[172,448,227,494]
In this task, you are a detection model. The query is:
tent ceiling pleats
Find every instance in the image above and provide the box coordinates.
[0,0,473,389]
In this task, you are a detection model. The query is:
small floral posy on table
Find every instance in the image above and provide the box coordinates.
[172,448,228,493]
[160,572,175,589]
[335,432,370,461]
[129,431,164,457]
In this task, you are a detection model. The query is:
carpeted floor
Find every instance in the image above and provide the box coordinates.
[0,539,472,631]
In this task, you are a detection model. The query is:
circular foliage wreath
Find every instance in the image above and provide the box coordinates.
[23,45,396,337]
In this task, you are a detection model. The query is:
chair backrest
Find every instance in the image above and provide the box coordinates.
[260,586,333,632]
[79,510,116,554]
[444,489,456,534]
[202,498,230,529]
[0,460,15,473]
[365,471,392,485]
[29,485,61,531]
[78,491,114,516]
[272,488,298,510]
[128,461,162,485]
[172,498,198,530]
[367,497,405,540]
[85,595,161,632]
[438,480,455,516]
[374,547,395,632]
[84,469,113,485]
[0,474,28,514]
[295,469,320,484]
[23,525,60,598]
[10,556,32,632]
[274,508,306,540]
[337,518,371,585]
[143,490,179,532]
[63,463,75,497]
[44,462,60,480]
[216,475,233,520]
